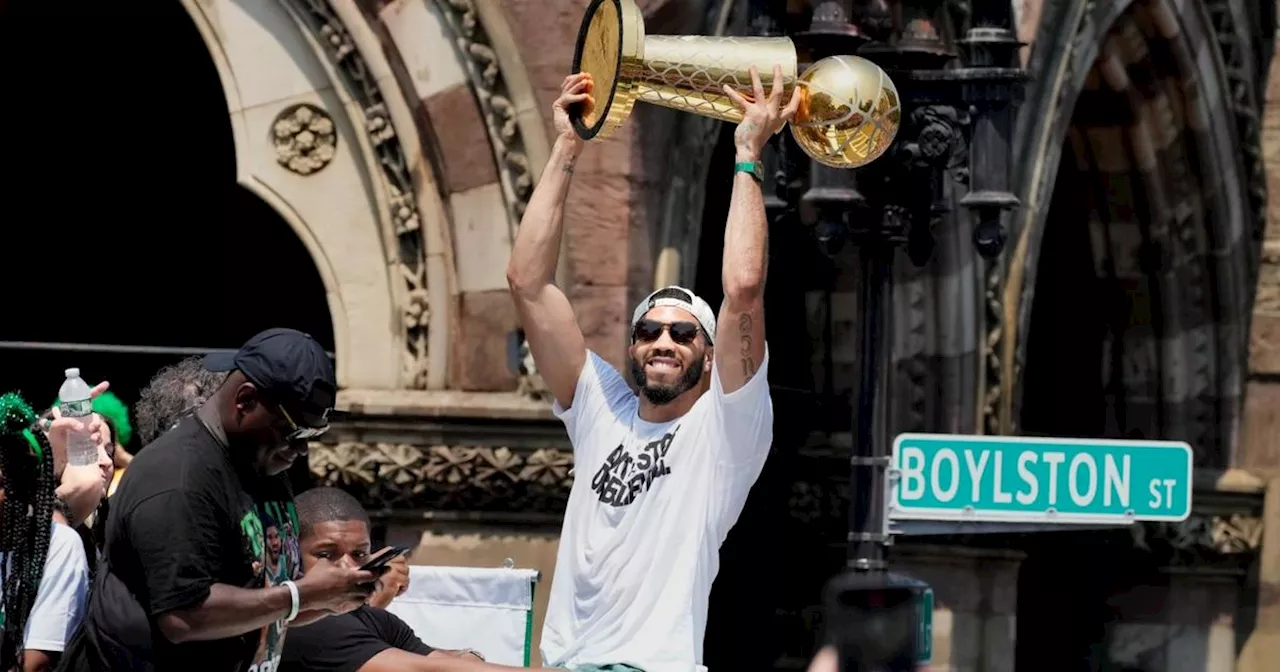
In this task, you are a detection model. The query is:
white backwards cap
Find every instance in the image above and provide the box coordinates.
[631,285,718,345]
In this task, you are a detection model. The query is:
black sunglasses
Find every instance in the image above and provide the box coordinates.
[275,404,329,442]
[633,319,700,345]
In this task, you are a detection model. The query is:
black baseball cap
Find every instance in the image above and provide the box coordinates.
[203,328,336,429]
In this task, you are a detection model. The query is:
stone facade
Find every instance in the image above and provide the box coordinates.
[893,545,1023,672]
[1244,11,1280,470]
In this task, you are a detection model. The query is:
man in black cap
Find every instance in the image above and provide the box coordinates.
[61,328,378,672]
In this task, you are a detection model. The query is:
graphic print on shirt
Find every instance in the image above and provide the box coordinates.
[591,426,679,507]
[239,500,301,672]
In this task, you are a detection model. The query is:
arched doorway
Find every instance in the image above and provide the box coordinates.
[0,1,333,444]
[1014,1,1255,668]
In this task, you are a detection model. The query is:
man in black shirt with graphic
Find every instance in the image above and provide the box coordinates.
[61,328,377,672]
[281,487,545,672]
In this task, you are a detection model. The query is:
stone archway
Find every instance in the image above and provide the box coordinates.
[1001,0,1266,462]
[180,0,437,390]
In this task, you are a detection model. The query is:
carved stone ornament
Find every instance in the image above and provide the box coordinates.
[1205,0,1267,283]
[1131,514,1264,562]
[280,0,433,387]
[430,0,548,401]
[271,103,338,176]
[309,442,574,512]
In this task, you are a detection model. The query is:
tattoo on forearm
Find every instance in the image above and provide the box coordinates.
[738,312,756,379]
[562,158,576,174]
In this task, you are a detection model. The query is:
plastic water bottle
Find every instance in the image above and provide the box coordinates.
[58,368,98,467]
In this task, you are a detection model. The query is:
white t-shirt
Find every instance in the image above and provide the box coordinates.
[0,521,91,653]
[541,348,774,672]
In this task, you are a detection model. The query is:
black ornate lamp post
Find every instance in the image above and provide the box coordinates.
[773,0,1025,664]
[782,0,1025,575]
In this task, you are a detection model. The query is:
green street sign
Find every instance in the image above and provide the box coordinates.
[891,433,1193,525]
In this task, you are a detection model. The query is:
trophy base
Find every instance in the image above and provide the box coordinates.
[570,0,643,141]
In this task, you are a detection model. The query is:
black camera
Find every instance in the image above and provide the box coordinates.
[821,572,931,672]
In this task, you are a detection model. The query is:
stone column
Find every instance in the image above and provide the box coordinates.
[1105,569,1241,672]
[891,544,1024,672]
[1236,5,1280,668]
[1237,479,1280,672]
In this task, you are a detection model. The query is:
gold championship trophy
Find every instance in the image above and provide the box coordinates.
[569,0,901,169]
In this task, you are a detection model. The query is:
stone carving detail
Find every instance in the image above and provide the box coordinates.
[788,478,850,526]
[1206,0,1267,289]
[1131,514,1264,562]
[430,0,546,400]
[309,441,575,511]
[984,263,1007,434]
[272,103,338,175]
[281,0,431,387]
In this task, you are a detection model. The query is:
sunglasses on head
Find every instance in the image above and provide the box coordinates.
[633,319,700,346]
[275,405,329,442]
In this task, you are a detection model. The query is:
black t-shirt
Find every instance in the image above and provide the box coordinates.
[279,606,434,672]
[60,416,302,672]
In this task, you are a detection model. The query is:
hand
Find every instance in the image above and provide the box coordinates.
[55,464,106,511]
[806,646,837,672]
[366,550,410,609]
[553,73,595,148]
[44,410,107,478]
[41,380,110,475]
[295,559,377,615]
[722,65,801,162]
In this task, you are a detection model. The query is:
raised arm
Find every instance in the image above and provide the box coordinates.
[716,66,800,394]
[506,74,595,409]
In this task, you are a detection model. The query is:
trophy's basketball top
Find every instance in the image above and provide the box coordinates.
[569,0,901,169]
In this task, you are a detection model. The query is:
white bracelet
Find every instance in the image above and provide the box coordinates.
[282,580,300,623]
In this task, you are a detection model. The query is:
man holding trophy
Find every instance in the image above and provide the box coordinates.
[509,0,902,667]
[506,57,797,672]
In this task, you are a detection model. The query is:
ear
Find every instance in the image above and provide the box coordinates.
[233,382,261,413]
[704,347,714,372]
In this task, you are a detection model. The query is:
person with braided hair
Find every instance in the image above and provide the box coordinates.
[0,392,91,672]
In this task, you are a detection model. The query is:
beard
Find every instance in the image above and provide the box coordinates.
[630,352,705,405]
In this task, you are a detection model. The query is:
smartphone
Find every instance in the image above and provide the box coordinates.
[359,546,411,574]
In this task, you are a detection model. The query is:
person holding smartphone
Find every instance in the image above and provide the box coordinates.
[61,328,376,672]
[280,487,558,672]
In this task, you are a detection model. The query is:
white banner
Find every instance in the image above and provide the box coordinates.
[385,565,541,667]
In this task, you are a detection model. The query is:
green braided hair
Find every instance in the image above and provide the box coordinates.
[0,392,56,669]
[51,390,133,447]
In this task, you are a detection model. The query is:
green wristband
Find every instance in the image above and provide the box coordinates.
[735,160,763,183]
